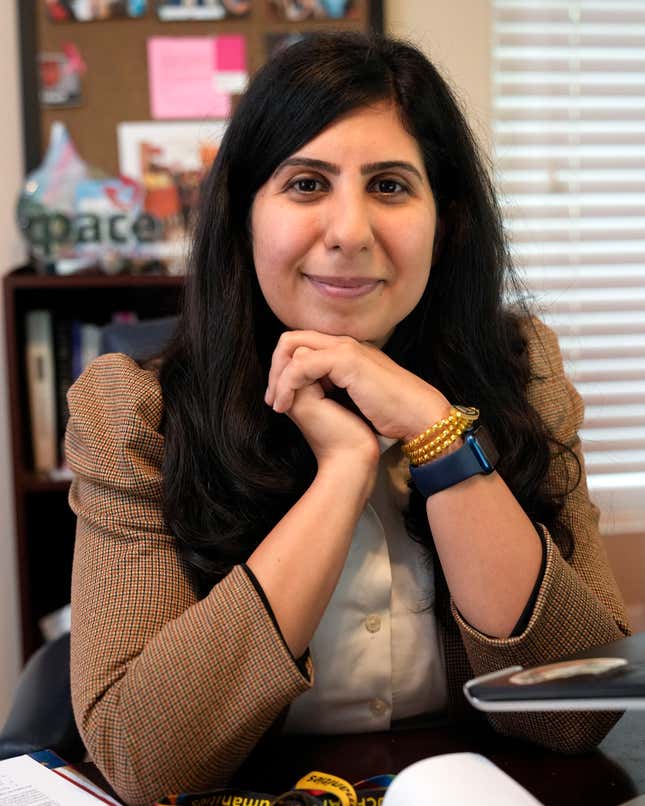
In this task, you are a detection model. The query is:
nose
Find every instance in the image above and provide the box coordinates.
[322,187,376,257]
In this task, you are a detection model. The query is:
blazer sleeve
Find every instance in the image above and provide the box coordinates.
[450,317,630,753]
[66,353,312,806]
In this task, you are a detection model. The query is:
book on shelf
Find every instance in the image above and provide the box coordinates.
[25,310,57,474]
[24,310,138,478]
[54,317,73,468]
[70,320,102,385]
[81,322,101,373]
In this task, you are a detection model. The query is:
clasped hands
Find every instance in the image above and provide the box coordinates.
[264,331,451,469]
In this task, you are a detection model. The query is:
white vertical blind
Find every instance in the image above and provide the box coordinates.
[491,0,645,534]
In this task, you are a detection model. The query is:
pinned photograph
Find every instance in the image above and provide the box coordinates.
[39,44,86,107]
[45,0,148,22]
[118,121,227,254]
[267,0,356,21]
[156,0,251,21]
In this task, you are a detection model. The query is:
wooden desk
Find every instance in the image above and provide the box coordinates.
[82,711,645,805]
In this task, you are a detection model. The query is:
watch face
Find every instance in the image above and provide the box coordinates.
[454,405,479,422]
[468,425,499,471]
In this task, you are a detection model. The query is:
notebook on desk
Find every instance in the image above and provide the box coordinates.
[464,632,645,712]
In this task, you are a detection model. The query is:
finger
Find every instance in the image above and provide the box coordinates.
[266,331,334,405]
[265,331,355,405]
[273,346,327,412]
[283,381,326,431]
[272,346,335,413]
[286,379,325,414]
[272,343,364,413]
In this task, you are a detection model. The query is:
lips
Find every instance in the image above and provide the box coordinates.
[304,274,383,299]
[306,275,378,287]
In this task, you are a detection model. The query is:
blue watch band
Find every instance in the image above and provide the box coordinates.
[409,424,499,498]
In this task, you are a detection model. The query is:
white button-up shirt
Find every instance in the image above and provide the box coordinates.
[284,436,448,734]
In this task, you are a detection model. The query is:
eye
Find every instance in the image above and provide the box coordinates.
[286,177,327,194]
[370,177,410,196]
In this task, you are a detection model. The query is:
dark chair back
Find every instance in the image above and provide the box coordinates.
[0,632,85,761]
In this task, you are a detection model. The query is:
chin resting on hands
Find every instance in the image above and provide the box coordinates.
[265,330,452,443]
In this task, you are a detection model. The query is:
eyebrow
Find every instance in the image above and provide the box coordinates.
[273,157,425,183]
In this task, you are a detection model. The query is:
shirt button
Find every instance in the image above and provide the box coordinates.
[364,614,381,633]
[369,698,388,716]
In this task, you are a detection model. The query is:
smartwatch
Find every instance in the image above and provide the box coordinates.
[409,424,499,498]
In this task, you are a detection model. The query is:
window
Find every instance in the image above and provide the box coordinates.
[491,0,645,534]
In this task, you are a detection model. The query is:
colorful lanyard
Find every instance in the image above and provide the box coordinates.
[155,772,395,806]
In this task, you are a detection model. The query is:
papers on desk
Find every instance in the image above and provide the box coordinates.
[382,753,543,805]
[0,750,121,805]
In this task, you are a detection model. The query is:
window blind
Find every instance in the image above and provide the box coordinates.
[491,0,645,534]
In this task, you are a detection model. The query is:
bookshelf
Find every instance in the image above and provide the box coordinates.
[3,266,183,660]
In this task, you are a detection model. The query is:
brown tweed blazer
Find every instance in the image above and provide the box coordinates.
[66,317,630,806]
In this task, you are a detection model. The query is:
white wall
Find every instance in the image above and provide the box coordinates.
[0,1,26,721]
[386,0,492,155]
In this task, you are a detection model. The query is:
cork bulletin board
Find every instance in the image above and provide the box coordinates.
[18,0,384,175]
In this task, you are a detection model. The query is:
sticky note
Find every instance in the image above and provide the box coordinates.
[148,37,245,119]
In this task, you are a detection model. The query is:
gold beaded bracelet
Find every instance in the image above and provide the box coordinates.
[406,421,469,465]
[402,406,480,467]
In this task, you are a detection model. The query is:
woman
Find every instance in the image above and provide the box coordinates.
[66,32,630,805]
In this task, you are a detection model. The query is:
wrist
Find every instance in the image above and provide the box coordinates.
[401,394,453,443]
[315,451,378,500]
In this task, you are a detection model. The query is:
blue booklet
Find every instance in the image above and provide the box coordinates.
[464,632,645,712]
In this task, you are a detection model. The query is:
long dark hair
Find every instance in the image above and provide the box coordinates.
[159,32,577,596]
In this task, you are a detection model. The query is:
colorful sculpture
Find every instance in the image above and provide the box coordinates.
[17,123,166,274]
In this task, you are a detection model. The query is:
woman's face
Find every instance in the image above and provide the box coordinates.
[250,101,437,346]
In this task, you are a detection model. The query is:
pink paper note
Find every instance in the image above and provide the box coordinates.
[213,35,247,94]
[215,35,246,72]
[148,37,231,120]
